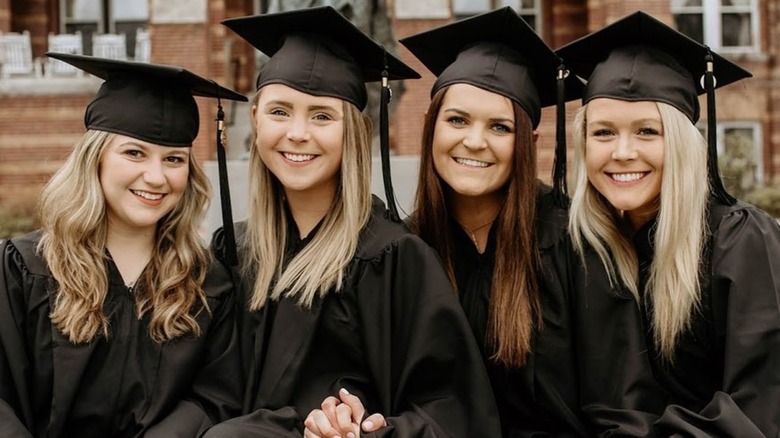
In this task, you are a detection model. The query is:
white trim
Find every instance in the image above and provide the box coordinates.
[671,0,760,54]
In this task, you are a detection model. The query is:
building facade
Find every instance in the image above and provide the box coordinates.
[1,0,777,210]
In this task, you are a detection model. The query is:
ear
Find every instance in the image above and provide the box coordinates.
[532,131,539,144]
[251,105,258,120]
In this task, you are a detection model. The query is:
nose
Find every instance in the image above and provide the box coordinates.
[142,159,166,186]
[286,116,311,143]
[462,125,487,150]
[611,134,638,161]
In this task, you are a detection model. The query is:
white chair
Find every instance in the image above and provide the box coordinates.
[92,33,127,60]
[0,30,42,78]
[46,31,83,76]
[134,28,150,63]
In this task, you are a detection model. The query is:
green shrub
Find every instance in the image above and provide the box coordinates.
[744,186,780,219]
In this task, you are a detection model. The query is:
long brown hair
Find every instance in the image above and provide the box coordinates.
[411,86,541,367]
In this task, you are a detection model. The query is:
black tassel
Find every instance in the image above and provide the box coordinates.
[380,56,400,222]
[215,96,238,266]
[552,63,569,207]
[704,50,736,206]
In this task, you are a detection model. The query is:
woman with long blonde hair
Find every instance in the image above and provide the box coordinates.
[0,54,246,437]
[558,11,780,436]
[204,6,499,438]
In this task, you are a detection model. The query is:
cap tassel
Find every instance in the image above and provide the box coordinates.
[380,53,400,222]
[215,94,239,266]
[552,63,569,207]
[704,51,736,206]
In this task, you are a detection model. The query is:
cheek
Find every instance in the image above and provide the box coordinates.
[169,167,190,194]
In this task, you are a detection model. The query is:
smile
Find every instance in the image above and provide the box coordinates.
[608,172,648,183]
[454,157,491,168]
[282,152,317,162]
[130,189,164,200]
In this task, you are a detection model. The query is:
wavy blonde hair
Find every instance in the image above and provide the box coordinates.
[38,129,212,344]
[569,102,709,361]
[244,90,372,310]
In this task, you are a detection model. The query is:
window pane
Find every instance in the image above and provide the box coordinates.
[65,0,100,21]
[675,13,704,43]
[519,0,537,8]
[520,14,535,29]
[721,13,752,47]
[112,0,148,20]
[722,0,751,7]
[452,0,490,14]
[671,0,702,8]
[64,22,98,54]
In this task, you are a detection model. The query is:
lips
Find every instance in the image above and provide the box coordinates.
[130,189,164,201]
[607,171,648,183]
[454,157,491,168]
[282,152,317,162]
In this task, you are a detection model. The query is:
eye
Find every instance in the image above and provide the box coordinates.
[491,123,513,134]
[637,127,661,136]
[123,149,144,158]
[164,155,187,164]
[269,108,289,117]
[313,112,333,121]
[590,128,615,137]
[446,116,467,127]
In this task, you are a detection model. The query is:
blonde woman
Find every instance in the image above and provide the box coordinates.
[204,6,500,437]
[558,12,780,436]
[0,55,246,437]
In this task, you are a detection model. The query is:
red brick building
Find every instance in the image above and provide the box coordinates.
[1,0,778,209]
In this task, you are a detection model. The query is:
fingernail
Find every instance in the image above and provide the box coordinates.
[363,420,374,430]
[340,387,350,395]
[347,433,356,438]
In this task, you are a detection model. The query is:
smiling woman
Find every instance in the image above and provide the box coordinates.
[0,54,247,438]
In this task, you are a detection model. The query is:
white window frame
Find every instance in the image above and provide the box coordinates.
[670,0,760,54]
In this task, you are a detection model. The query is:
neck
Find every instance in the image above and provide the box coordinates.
[285,186,336,238]
[449,191,503,253]
[106,222,155,286]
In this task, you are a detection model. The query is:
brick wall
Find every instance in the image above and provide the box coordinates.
[0,0,11,32]
[10,0,53,57]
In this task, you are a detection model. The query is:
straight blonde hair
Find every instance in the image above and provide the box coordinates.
[244,90,372,310]
[39,129,212,344]
[569,102,709,361]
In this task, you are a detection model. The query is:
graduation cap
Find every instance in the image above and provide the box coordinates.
[46,53,248,264]
[555,11,753,206]
[400,6,579,202]
[222,6,420,221]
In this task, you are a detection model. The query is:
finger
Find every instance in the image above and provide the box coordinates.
[335,402,357,435]
[320,396,341,430]
[306,409,342,438]
[337,388,366,424]
[361,413,387,432]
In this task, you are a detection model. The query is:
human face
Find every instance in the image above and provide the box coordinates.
[585,98,664,229]
[432,83,516,202]
[100,134,190,234]
[253,84,344,203]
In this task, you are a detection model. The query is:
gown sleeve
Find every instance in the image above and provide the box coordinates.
[0,240,35,437]
[144,258,243,438]
[352,235,501,437]
[654,206,780,437]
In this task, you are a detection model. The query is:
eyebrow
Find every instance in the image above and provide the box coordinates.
[442,107,513,123]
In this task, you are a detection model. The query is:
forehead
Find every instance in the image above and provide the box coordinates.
[440,83,514,115]
[586,98,661,121]
[107,133,191,151]
[257,83,344,109]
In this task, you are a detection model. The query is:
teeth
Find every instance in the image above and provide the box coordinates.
[283,152,316,162]
[131,190,163,200]
[610,172,646,182]
[454,157,490,168]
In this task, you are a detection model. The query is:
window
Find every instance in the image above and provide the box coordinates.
[452,0,541,32]
[719,122,764,184]
[60,0,149,59]
[671,0,759,54]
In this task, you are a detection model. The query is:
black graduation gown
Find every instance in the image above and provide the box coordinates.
[0,231,242,438]
[205,196,501,437]
[576,200,780,437]
[451,184,591,437]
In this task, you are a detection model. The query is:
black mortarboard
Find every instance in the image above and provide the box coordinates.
[400,6,578,202]
[46,52,247,146]
[223,6,421,221]
[556,10,752,205]
[222,5,419,110]
[47,52,248,265]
